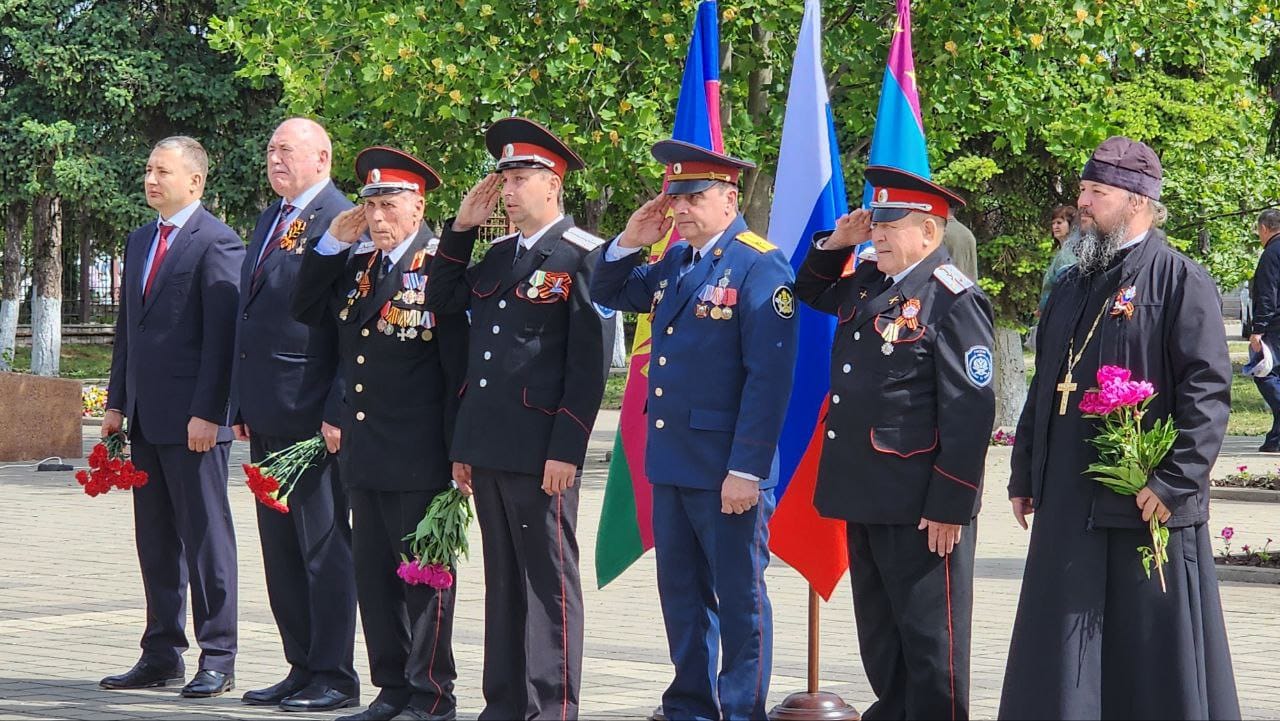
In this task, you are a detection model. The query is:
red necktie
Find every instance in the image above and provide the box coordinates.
[143,223,176,299]
[253,203,296,284]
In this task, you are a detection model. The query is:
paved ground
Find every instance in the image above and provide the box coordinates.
[1,413,1278,720]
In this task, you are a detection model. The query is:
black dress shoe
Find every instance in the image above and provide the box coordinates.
[99,660,184,690]
[338,700,406,721]
[243,676,310,706]
[281,684,359,712]
[392,707,456,721]
[180,669,235,698]
[1260,443,1280,453]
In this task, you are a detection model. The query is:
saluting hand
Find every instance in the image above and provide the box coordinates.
[823,209,873,250]
[618,195,674,249]
[543,460,577,496]
[919,517,963,557]
[330,206,369,244]
[453,174,503,232]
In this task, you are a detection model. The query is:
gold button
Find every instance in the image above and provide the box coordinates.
[659,357,667,366]
[355,384,364,393]
[655,388,664,397]
[655,419,665,429]
[362,329,370,337]
[357,355,366,364]
[356,411,366,421]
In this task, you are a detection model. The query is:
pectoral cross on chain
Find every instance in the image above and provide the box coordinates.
[1056,371,1078,416]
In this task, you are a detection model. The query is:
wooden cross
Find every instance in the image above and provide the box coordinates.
[1056,371,1078,415]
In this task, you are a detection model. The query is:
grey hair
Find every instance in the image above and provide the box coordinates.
[153,136,209,178]
[1258,208,1280,232]
[1127,191,1167,228]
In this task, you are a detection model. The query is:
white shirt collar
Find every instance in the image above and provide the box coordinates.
[282,178,330,213]
[158,200,202,229]
[1118,229,1149,251]
[891,258,925,285]
[519,215,565,249]
[384,230,419,265]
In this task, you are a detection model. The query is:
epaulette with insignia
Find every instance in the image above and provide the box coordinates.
[353,239,376,255]
[562,226,604,251]
[491,232,518,245]
[735,230,777,253]
[933,264,975,295]
[857,245,878,262]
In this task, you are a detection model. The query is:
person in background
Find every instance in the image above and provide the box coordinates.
[1248,208,1280,452]
[1037,204,1078,315]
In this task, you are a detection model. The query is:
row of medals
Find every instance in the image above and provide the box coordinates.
[696,273,737,320]
[382,275,432,341]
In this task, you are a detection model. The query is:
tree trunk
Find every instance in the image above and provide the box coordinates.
[577,186,612,234]
[739,18,775,235]
[78,211,91,323]
[1,201,27,365]
[993,326,1027,429]
[30,194,62,376]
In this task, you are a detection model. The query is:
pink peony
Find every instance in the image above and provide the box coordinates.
[1079,390,1115,416]
[1239,465,1249,473]
[427,564,455,590]
[1096,365,1132,386]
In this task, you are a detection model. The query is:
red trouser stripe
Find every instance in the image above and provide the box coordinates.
[557,494,569,721]
[945,554,955,721]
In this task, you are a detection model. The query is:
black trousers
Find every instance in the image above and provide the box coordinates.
[472,467,583,721]
[129,414,238,674]
[250,433,357,693]
[847,521,976,721]
[348,488,456,715]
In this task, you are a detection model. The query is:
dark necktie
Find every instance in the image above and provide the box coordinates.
[143,223,176,299]
[513,239,527,266]
[253,203,296,282]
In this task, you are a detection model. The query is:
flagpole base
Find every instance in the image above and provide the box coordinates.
[768,691,861,721]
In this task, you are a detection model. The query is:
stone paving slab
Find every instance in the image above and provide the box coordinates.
[0,412,1277,719]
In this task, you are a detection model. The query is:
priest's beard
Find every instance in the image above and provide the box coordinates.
[1068,221,1130,276]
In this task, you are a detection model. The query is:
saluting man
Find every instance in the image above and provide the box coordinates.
[591,140,799,721]
[795,167,995,721]
[292,147,468,721]
[230,117,359,712]
[426,117,607,721]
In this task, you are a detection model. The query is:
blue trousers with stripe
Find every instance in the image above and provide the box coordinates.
[653,485,775,721]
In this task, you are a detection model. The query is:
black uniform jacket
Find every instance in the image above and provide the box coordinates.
[426,216,607,476]
[797,242,996,526]
[1010,231,1231,528]
[292,229,468,492]
[231,181,351,439]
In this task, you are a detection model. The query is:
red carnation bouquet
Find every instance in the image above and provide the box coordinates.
[242,435,327,514]
[398,488,474,590]
[1079,365,1178,591]
[77,432,148,496]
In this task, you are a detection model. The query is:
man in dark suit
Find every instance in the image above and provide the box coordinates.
[1249,209,1280,452]
[427,118,608,721]
[591,141,799,721]
[230,118,359,711]
[293,147,468,721]
[101,136,243,698]
[796,167,995,720]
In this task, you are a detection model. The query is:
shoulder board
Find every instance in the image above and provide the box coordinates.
[735,230,777,254]
[562,226,604,251]
[933,264,975,295]
[424,237,440,256]
[490,232,518,245]
[352,239,376,255]
[856,245,878,262]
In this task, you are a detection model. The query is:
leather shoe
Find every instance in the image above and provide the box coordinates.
[180,669,235,698]
[1260,443,1280,453]
[392,707,456,721]
[243,676,310,705]
[281,684,359,712]
[100,660,184,690]
[338,700,405,721]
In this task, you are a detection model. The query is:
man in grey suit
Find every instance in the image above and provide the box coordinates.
[101,136,243,699]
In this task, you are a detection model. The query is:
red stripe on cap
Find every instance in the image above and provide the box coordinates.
[872,186,949,219]
[366,167,424,195]
[501,141,567,177]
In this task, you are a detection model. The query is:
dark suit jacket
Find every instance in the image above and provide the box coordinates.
[797,243,995,526]
[292,229,469,491]
[427,217,608,476]
[230,181,352,439]
[1251,235,1280,337]
[108,204,244,445]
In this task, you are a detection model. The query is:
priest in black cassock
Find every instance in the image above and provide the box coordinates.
[1000,136,1239,720]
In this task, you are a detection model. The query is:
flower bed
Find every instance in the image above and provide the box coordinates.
[1211,466,1279,491]
[990,429,1015,446]
[1215,527,1280,569]
[82,385,107,417]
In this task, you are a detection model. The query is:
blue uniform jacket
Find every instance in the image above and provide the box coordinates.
[107,206,244,445]
[591,214,799,490]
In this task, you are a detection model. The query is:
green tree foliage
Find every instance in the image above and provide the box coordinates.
[212,0,1276,326]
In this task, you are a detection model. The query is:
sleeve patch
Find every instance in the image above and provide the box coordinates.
[594,302,617,319]
[933,264,975,294]
[563,226,605,251]
[736,230,777,254]
[965,345,993,388]
[772,285,796,319]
